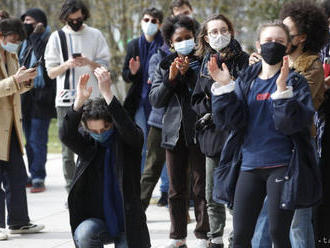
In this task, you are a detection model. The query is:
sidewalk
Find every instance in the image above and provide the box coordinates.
[1,154,232,248]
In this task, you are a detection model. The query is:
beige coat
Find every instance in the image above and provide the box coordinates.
[0,47,32,161]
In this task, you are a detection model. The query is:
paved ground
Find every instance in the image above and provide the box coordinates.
[1,154,232,248]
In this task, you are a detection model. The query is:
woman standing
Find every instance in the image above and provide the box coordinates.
[149,15,209,248]
[211,21,321,247]
[192,14,249,248]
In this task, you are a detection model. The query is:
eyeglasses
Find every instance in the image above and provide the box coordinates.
[207,28,229,38]
[143,18,158,24]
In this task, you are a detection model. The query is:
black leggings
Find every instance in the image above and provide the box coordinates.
[233,167,294,248]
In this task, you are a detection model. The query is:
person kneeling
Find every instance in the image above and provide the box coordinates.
[59,67,151,248]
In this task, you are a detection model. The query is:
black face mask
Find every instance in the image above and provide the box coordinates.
[260,42,287,65]
[68,19,83,32]
[24,23,34,37]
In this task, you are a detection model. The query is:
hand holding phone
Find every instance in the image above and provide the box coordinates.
[31,60,42,69]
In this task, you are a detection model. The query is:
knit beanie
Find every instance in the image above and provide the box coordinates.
[21,8,47,27]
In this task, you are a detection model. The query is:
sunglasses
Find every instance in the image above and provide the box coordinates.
[143,18,158,24]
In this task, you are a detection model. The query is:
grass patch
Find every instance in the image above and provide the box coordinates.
[48,118,61,154]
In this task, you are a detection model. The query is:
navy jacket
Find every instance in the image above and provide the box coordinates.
[212,62,322,210]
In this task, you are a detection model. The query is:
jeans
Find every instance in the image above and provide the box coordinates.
[22,117,51,182]
[134,103,148,173]
[166,132,209,239]
[0,129,30,228]
[205,156,226,239]
[160,165,169,193]
[74,218,128,248]
[57,107,76,192]
[140,126,168,210]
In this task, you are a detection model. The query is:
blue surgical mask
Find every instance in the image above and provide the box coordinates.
[1,40,19,54]
[89,128,114,143]
[141,21,158,36]
[174,38,195,55]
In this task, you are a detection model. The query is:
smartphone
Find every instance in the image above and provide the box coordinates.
[31,60,42,68]
[72,53,82,58]
[323,57,330,78]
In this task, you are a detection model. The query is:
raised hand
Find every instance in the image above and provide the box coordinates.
[129,56,140,75]
[169,60,179,82]
[249,52,262,65]
[94,67,113,104]
[176,56,190,75]
[73,73,92,111]
[276,56,289,92]
[208,56,231,85]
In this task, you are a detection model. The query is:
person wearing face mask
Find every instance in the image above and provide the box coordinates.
[0,17,45,241]
[250,3,329,248]
[59,67,150,248]
[192,14,249,248]
[210,20,321,247]
[149,15,209,248]
[18,8,56,193]
[45,0,110,194]
[122,7,163,175]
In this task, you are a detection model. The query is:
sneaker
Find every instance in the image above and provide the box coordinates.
[208,242,223,248]
[193,239,208,248]
[26,177,32,188]
[157,192,168,207]
[0,229,8,240]
[30,182,46,193]
[162,239,187,248]
[9,223,45,234]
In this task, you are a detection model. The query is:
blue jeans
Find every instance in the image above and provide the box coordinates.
[134,104,148,173]
[74,218,128,248]
[22,118,51,182]
[252,198,271,248]
[160,164,169,193]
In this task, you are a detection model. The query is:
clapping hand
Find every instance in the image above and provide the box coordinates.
[94,67,113,104]
[207,56,231,86]
[129,56,140,75]
[276,56,289,92]
[73,73,92,111]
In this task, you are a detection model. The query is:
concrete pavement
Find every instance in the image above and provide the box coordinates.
[1,154,232,248]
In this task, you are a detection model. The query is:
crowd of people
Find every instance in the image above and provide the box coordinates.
[0,0,330,247]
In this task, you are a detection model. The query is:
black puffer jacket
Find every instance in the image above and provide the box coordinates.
[149,52,200,149]
[59,97,150,248]
[191,39,249,157]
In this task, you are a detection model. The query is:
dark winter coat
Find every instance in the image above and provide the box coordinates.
[59,97,151,248]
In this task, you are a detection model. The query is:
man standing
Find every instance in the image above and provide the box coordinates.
[19,8,56,193]
[59,67,150,248]
[45,0,110,193]
[122,7,163,172]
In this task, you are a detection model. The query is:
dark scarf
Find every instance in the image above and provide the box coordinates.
[201,38,244,80]
[138,31,163,118]
[101,131,125,239]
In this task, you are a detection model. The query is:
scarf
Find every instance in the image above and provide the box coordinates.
[101,130,125,239]
[18,26,51,88]
[138,31,163,118]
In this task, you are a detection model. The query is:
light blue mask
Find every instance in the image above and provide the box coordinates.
[142,21,158,36]
[174,38,195,55]
[1,41,19,54]
[89,128,114,144]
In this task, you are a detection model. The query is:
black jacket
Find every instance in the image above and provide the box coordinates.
[19,31,56,119]
[192,43,249,157]
[59,97,151,248]
[212,62,322,210]
[149,52,200,149]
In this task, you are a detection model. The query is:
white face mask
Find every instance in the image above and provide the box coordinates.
[208,33,231,51]
[141,21,158,36]
[173,38,195,55]
[1,40,19,54]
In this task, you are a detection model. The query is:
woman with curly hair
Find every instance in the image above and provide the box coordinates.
[252,2,328,248]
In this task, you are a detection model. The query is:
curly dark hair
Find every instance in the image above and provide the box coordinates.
[81,98,112,127]
[0,17,26,41]
[59,0,90,23]
[280,1,328,53]
[142,7,163,24]
[161,14,196,47]
[195,14,235,57]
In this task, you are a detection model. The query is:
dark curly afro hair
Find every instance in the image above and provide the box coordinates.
[280,1,328,53]
[161,14,196,47]
[81,97,112,127]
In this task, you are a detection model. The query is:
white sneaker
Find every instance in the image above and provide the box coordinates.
[8,223,45,234]
[193,239,208,248]
[162,239,187,248]
[0,229,8,240]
